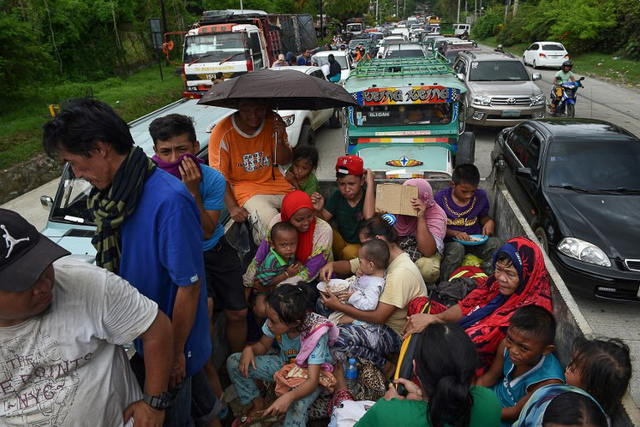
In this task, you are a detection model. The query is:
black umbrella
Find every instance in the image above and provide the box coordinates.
[197,68,359,110]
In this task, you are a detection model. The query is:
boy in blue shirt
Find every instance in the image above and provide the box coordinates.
[477,305,565,426]
[151,114,249,423]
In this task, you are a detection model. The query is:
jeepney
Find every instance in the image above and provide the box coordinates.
[343,57,475,179]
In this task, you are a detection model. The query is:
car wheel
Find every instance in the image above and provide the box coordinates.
[532,60,537,69]
[534,226,549,253]
[299,123,315,146]
[329,108,341,128]
[455,132,475,166]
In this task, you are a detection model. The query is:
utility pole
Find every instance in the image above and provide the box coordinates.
[474,0,477,21]
[240,0,244,13]
[320,0,323,39]
[160,0,168,65]
[396,0,399,17]
[457,0,461,23]
[376,0,379,24]
[513,0,519,16]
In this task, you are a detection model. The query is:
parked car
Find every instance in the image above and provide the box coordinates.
[453,23,470,37]
[491,118,640,301]
[453,50,545,126]
[272,66,340,146]
[313,50,354,84]
[523,42,570,69]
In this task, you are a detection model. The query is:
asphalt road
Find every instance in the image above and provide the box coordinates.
[2,54,639,408]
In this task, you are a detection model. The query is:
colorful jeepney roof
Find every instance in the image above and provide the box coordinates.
[344,57,466,104]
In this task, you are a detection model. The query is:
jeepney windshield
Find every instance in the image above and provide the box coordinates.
[50,167,96,225]
[355,104,453,127]
[184,33,247,63]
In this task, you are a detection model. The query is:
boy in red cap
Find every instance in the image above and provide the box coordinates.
[311,155,375,260]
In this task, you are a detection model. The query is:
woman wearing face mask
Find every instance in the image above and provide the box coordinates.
[404,237,552,373]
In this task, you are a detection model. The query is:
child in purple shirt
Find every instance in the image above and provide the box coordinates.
[435,164,503,281]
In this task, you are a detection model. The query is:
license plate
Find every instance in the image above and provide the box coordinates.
[502,110,521,118]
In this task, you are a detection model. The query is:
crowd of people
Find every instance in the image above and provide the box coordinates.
[0,96,633,427]
[270,45,343,83]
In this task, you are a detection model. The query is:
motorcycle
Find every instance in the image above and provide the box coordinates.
[549,76,585,118]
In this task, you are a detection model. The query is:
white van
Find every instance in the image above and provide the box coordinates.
[454,24,470,37]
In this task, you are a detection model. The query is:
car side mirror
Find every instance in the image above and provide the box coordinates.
[532,73,542,81]
[40,195,53,210]
[516,167,534,180]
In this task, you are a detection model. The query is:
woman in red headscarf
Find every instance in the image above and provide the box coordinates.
[403,237,552,372]
[243,191,333,286]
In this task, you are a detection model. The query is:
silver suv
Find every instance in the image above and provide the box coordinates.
[453,50,545,126]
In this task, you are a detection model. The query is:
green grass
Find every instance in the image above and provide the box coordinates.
[479,37,640,87]
[0,65,184,169]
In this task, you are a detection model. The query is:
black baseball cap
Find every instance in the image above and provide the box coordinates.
[0,209,70,292]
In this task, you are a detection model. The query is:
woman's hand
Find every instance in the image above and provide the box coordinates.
[403,313,440,339]
[320,287,342,310]
[263,393,294,417]
[319,262,334,283]
[411,197,427,217]
[383,385,405,401]
[238,347,256,378]
[393,378,423,400]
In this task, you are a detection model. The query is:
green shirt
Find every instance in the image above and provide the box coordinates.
[354,386,501,427]
[286,168,319,197]
[325,185,366,244]
[555,70,574,84]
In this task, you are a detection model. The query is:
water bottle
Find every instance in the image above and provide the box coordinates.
[345,358,358,393]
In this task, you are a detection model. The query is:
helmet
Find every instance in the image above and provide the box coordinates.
[562,60,573,68]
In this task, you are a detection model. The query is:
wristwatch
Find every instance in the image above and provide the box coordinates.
[143,391,172,410]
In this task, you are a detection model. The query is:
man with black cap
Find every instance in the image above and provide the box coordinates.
[0,208,173,426]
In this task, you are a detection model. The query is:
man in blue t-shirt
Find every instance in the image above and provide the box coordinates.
[42,99,211,426]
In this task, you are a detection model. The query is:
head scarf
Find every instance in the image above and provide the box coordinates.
[457,237,552,367]
[516,384,606,427]
[280,191,316,263]
[152,153,203,180]
[395,179,447,240]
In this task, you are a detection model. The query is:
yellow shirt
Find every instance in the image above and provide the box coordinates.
[208,113,292,206]
[350,252,427,336]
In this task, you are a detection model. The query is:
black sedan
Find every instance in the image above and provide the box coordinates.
[491,119,640,302]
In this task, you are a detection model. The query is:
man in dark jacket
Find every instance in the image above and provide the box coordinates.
[327,54,342,83]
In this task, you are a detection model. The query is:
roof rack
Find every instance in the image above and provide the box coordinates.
[352,57,454,78]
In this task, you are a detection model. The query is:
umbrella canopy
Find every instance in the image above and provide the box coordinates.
[197,68,359,110]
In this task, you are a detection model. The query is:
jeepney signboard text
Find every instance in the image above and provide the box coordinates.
[355,86,460,106]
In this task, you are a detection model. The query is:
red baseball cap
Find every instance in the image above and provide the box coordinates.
[335,155,364,176]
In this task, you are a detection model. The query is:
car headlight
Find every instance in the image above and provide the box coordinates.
[282,114,295,127]
[472,95,491,106]
[531,94,545,106]
[557,238,611,267]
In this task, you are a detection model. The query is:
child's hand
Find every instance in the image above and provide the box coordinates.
[337,290,355,304]
[263,393,294,417]
[453,231,471,241]
[482,219,495,237]
[285,171,301,190]
[411,197,427,216]
[311,192,325,212]
[286,262,301,278]
[238,347,256,378]
[364,168,374,187]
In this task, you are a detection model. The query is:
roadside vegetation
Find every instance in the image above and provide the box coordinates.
[470,0,640,86]
[0,66,182,169]
[480,37,640,87]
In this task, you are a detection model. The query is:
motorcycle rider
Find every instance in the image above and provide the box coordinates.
[550,60,576,113]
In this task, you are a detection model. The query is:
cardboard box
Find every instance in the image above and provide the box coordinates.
[375,183,418,217]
